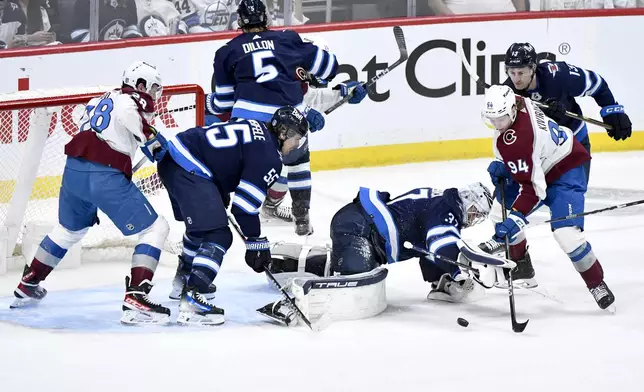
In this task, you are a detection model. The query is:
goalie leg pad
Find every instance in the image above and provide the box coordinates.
[290,267,388,322]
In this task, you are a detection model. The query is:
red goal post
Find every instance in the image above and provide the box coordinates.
[0,84,204,274]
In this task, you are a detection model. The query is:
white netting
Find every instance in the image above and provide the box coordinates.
[0,84,204,260]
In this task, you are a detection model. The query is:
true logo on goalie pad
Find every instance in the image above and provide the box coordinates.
[313,281,358,289]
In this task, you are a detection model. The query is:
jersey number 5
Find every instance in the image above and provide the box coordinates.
[252,51,279,84]
[206,123,252,148]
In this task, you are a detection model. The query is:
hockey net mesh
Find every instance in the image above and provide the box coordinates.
[0,84,204,260]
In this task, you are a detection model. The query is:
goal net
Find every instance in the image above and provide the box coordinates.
[0,84,204,273]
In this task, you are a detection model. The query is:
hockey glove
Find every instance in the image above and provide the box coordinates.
[494,211,528,243]
[601,104,632,141]
[487,160,510,187]
[335,81,368,104]
[306,108,325,133]
[141,127,168,163]
[245,237,272,273]
[541,98,567,124]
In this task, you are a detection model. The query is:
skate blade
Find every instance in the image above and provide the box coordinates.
[256,307,291,327]
[603,303,616,314]
[120,310,170,326]
[170,290,216,301]
[494,278,538,289]
[9,297,42,309]
[177,311,225,326]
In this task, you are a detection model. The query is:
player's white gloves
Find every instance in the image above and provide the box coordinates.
[141,126,168,162]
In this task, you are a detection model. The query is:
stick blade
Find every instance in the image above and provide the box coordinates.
[393,26,408,59]
[512,319,529,333]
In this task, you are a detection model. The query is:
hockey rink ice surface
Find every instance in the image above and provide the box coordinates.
[1,151,643,392]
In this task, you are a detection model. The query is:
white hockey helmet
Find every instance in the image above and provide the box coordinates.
[122,61,163,100]
[301,34,330,51]
[481,85,517,130]
[457,182,493,228]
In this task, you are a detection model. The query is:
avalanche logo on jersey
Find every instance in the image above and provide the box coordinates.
[503,129,517,145]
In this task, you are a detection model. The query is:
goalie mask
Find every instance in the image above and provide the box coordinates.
[457,182,493,228]
[122,61,163,101]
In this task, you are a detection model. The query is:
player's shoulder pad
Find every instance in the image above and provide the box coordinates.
[539,60,573,78]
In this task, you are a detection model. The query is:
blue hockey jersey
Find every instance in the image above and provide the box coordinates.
[166,119,282,237]
[358,187,464,265]
[504,61,617,141]
[208,29,338,121]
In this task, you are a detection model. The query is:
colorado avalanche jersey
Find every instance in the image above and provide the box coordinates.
[358,187,465,265]
[493,98,590,215]
[208,29,338,121]
[166,119,282,237]
[504,61,617,140]
[65,88,156,179]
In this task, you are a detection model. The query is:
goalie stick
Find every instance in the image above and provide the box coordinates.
[458,47,610,130]
[403,241,515,290]
[226,214,331,332]
[500,186,529,333]
[324,25,408,115]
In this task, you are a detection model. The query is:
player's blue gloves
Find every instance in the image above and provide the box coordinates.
[494,211,528,243]
[141,127,168,162]
[336,81,368,104]
[306,108,325,133]
[487,160,510,186]
[245,237,271,273]
[601,104,632,141]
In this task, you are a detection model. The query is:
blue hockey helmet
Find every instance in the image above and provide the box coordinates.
[269,106,309,141]
[237,0,268,29]
[505,43,537,69]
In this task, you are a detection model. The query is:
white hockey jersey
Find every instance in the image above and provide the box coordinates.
[492,98,590,214]
[67,88,156,178]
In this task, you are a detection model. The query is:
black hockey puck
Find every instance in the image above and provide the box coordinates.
[457,317,469,327]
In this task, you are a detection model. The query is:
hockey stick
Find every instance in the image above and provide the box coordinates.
[458,47,610,130]
[500,186,529,333]
[226,214,330,332]
[540,198,644,225]
[403,241,497,289]
[324,26,408,115]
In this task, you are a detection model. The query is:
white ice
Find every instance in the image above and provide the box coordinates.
[1,151,644,392]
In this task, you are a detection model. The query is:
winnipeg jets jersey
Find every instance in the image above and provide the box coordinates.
[493,98,590,215]
[166,119,282,237]
[504,61,617,140]
[357,187,465,265]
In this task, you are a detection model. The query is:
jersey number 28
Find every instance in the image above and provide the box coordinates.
[80,98,114,133]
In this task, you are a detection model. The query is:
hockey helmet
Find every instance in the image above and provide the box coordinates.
[505,43,537,69]
[457,183,493,228]
[481,85,517,130]
[122,61,163,100]
[269,106,309,142]
[237,0,268,29]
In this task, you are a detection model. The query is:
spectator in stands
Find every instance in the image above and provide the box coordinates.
[134,0,186,36]
[428,0,526,14]
[70,0,142,42]
[0,0,58,47]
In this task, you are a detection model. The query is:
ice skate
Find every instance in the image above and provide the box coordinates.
[257,297,298,327]
[261,200,294,223]
[589,281,615,312]
[10,265,48,309]
[293,208,313,236]
[169,256,217,300]
[427,273,485,303]
[121,276,171,325]
[177,287,225,326]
